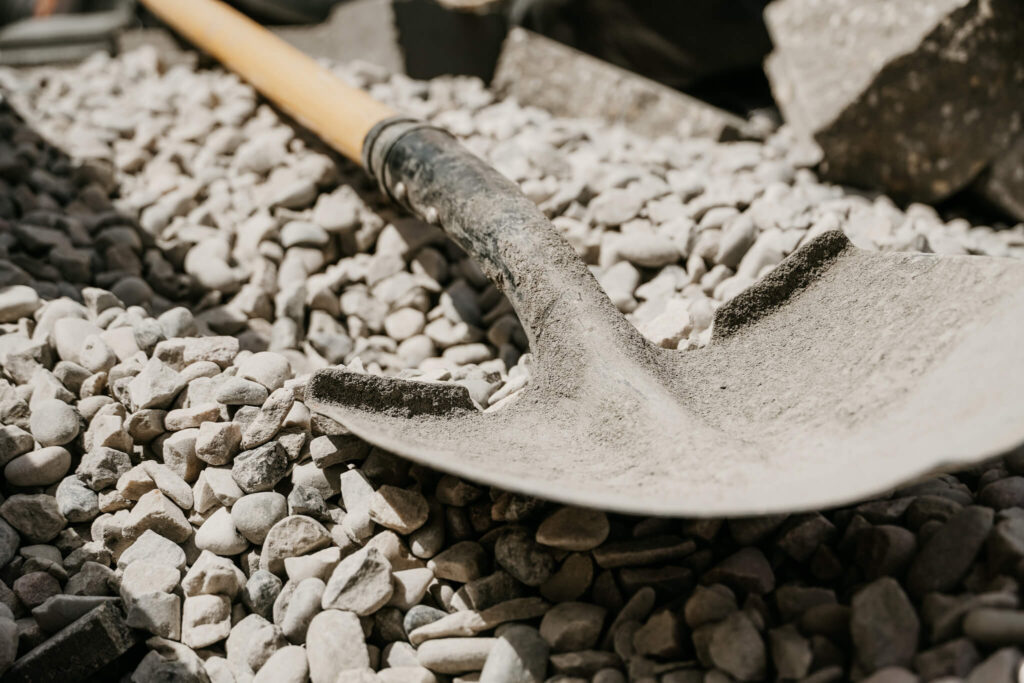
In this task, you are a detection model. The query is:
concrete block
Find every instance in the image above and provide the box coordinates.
[765,0,1024,202]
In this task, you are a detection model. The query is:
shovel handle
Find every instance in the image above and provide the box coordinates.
[138,0,396,163]
[142,0,629,355]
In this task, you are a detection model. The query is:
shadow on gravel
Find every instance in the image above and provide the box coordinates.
[0,80,522,677]
[0,97,197,309]
[0,96,358,311]
[0,92,495,361]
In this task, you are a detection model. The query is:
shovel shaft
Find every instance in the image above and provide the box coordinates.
[138,0,395,163]
[363,118,634,355]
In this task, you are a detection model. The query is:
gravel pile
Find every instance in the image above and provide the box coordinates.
[0,45,1023,683]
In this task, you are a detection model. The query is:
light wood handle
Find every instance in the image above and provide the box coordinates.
[139,0,397,163]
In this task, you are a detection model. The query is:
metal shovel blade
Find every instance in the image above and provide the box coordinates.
[309,229,1024,516]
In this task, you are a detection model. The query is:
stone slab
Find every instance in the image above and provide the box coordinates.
[764,0,1024,202]
[973,132,1024,223]
[492,27,749,141]
[271,0,403,74]
[4,601,141,683]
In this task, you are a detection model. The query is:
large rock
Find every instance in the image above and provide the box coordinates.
[2,601,140,683]
[764,0,1024,201]
[973,132,1024,222]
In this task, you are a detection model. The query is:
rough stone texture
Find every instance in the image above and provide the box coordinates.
[0,520,18,569]
[851,577,920,672]
[260,515,332,575]
[124,489,192,543]
[121,561,180,604]
[0,494,66,543]
[243,570,283,621]
[974,132,1024,222]
[125,592,181,640]
[181,593,232,648]
[309,433,371,468]
[254,644,309,683]
[703,547,774,594]
[493,28,748,141]
[764,0,1024,201]
[195,421,242,466]
[906,506,993,597]
[182,550,246,598]
[226,613,288,676]
[495,527,556,587]
[321,546,395,615]
[13,571,61,609]
[232,441,289,493]
[2,601,140,683]
[708,611,766,681]
[117,530,187,572]
[428,541,489,583]
[539,601,606,652]
[127,359,187,410]
[369,485,430,534]
[306,609,370,683]
[479,624,549,683]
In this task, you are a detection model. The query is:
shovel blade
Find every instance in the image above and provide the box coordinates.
[308,232,1024,516]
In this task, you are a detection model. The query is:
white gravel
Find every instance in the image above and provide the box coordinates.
[0,44,1022,683]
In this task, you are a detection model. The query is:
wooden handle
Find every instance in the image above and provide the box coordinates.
[139,0,396,163]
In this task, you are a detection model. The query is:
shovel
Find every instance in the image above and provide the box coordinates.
[143,0,1024,516]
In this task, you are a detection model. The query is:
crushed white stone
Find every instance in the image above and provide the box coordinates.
[0,43,1019,683]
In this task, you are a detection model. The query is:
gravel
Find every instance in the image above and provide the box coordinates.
[0,44,1021,683]
[232,491,288,544]
[321,546,394,615]
[3,446,71,486]
[27,399,79,447]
